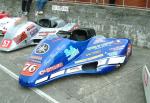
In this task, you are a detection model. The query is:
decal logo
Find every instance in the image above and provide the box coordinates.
[66,66,82,73]
[110,45,125,51]
[64,46,79,61]
[35,43,49,54]
[20,62,41,76]
[75,54,103,64]
[39,63,63,75]
[29,56,43,64]
[86,51,100,57]
[13,31,28,44]
[26,24,35,31]
[0,39,12,48]
[39,31,56,36]
[50,70,65,79]
[107,52,118,56]
[87,41,114,50]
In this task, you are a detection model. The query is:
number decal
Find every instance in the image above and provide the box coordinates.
[21,62,41,76]
[0,39,12,48]
[22,64,37,73]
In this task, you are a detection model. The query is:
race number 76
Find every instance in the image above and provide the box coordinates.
[23,64,37,73]
[21,63,40,76]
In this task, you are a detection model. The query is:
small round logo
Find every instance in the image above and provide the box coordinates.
[35,43,49,54]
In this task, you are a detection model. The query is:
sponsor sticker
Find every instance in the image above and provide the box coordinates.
[39,63,63,75]
[86,51,100,57]
[30,28,38,36]
[35,76,48,84]
[75,54,103,64]
[98,59,107,66]
[66,66,82,73]
[107,51,118,56]
[35,43,49,54]
[20,62,41,76]
[52,5,69,12]
[13,31,28,44]
[39,31,56,36]
[87,41,114,50]
[109,45,125,51]
[50,70,65,79]
[108,56,125,64]
[30,55,42,61]
[26,24,35,31]
[64,46,79,61]
[0,39,12,48]
[29,56,42,63]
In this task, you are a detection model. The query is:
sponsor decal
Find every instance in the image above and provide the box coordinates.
[35,43,49,54]
[50,70,65,79]
[110,45,125,51]
[30,55,42,61]
[108,56,125,64]
[39,63,63,75]
[87,41,114,50]
[98,59,107,66]
[66,66,82,73]
[52,5,69,12]
[86,51,100,57]
[107,52,118,56]
[30,28,38,36]
[64,46,79,61]
[29,56,42,63]
[0,39,12,48]
[35,76,48,84]
[26,24,35,31]
[20,62,41,76]
[39,31,56,36]
[13,31,28,44]
[26,24,38,36]
[75,54,103,64]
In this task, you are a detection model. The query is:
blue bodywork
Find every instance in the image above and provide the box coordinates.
[19,34,132,87]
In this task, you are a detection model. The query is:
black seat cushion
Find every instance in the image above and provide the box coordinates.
[38,19,51,28]
[70,29,88,41]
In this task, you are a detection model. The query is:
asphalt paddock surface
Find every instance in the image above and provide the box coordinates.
[0,37,150,103]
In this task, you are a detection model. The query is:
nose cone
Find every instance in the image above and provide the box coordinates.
[19,62,42,87]
[19,74,41,87]
[19,75,36,87]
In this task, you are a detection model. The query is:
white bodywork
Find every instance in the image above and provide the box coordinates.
[0,17,20,35]
[142,65,150,103]
[0,16,78,51]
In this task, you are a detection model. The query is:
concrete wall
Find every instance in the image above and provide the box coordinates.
[1,0,150,48]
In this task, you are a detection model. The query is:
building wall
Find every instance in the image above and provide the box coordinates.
[0,0,150,48]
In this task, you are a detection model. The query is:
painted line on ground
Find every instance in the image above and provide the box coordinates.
[0,64,59,103]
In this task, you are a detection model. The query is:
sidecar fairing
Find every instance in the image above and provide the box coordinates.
[19,28,132,87]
